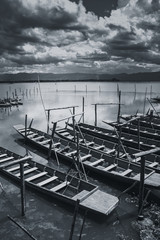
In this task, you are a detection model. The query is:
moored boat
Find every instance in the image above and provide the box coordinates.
[14,124,160,189]
[0,146,118,216]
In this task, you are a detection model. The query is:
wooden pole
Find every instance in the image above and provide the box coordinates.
[138,156,145,220]
[78,210,88,240]
[69,199,80,240]
[72,107,76,141]
[20,163,25,216]
[76,132,80,178]
[48,122,57,159]
[47,110,50,134]
[117,90,121,123]
[138,119,140,150]
[143,88,147,115]
[8,215,37,240]
[117,126,122,158]
[25,114,27,140]
[95,104,97,127]
[82,97,84,123]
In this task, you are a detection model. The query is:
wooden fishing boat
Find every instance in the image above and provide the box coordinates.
[14,124,160,189]
[0,102,11,108]
[0,146,119,216]
[151,97,160,103]
[56,126,160,173]
[121,114,160,131]
[68,122,160,151]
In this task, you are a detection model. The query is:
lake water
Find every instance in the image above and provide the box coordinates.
[0,81,160,240]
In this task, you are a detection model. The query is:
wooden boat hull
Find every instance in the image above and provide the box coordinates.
[13,124,160,190]
[0,146,118,216]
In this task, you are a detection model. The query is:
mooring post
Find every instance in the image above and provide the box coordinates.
[48,122,57,159]
[72,107,76,141]
[20,162,25,216]
[95,104,97,127]
[47,110,50,134]
[138,119,140,150]
[78,210,88,240]
[82,97,84,123]
[138,156,145,220]
[117,90,121,123]
[117,125,122,158]
[25,114,27,141]
[69,199,80,240]
[76,132,80,178]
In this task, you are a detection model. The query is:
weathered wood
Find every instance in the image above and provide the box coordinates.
[0,156,32,169]
[132,148,160,158]
[25,172,47,182]
[50,181,69,192]
[138,156,145,219]
[16,167,37,177]
[20,163,25,216]
[37,175,58,187]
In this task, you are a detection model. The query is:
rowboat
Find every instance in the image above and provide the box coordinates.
[0,146,119,216]
[14,124,160,189]
[56,126,160,174]
[121,114,160,131]
[68,122,160,150]
[0,102,11,108]
[151,97,160,103]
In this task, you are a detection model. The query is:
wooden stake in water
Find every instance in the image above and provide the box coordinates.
[143,88,147,115]
[95,104,97,127]
[20,162,25,216]
[69,199,80,240]
[25,114,27,140]
[82,97,84,123]
[138,156,145,220]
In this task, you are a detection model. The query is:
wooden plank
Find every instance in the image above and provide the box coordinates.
[103,164,117,171]
[25,172,47,182]
[32,136,44,141]
[37,176,58,187]
[94,145,105,150]
[132,147,160,158]
[52,142,61,148]
[15,167,38,177]
[148,162,159,168]
[72,190,89,201]
[89,159,104,167]
[80,154,92,162]
[0,154,7,158]
[106,149,116,154]
[50,181,69,192]
[121,169,132,176]
[85,141,94,146]
[40,139,51,145]
[65,150,77,157]
[80,190,119,215]
[7,163,29,172]
[0,156,14,163]
[0,156,32,169]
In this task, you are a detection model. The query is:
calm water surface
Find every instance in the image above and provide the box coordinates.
[0,81,160,240]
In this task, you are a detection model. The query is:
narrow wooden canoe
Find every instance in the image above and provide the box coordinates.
[14,124,160,189]
[56,127,160,173]
[0,146,119,216]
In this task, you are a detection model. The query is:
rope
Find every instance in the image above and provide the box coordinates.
[37,74,48,121]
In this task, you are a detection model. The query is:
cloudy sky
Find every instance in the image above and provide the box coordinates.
[0,0,160,74]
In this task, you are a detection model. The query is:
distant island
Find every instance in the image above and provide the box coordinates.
[0,71,160,83]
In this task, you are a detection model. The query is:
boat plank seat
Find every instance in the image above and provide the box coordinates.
[65,150,77,157]
[103,164,117,171]
[40,139,51,145]
[61,132,70,136]
[33,136,44,141]
[133,171,155,181]
[121,169,132,176]
[37,176,58,187]
[52,142,61,148]
[72,190,89,201]
[0,156,14,163]
[85,141,94,146]
[148,162,159,168]
[80,154,92,162]
[15,167,38,177]
[94,145,105,150]
[7,163,29,172]
[0,153,7,158]
[106,149,116,154]
[19,128,30,133]
[28,133,38,138]
[89,158,104,167]
[50,181,69,192]
[25,171,47,182]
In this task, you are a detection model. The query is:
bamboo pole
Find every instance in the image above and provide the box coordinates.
[78,211,88,240]
[8,215,37,240]
[69,199,80,240]
[20,163,25,216]
[138,156,145,220]
[47,110,50,134]
[95,104,97,127]
[82,97,84,123]
[48,122,57,159]
[25,114,27,140]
